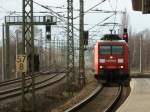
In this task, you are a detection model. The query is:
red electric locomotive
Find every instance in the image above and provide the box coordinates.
[93,34,130,84]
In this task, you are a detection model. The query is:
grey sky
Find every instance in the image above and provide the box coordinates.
[0,0,150,36]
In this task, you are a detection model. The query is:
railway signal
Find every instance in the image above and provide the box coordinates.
[46,24,51,40]
[83,31,89,45]
[123,28,128,43]
[45,17,52,40]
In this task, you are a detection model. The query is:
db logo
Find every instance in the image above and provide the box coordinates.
[106,59,116,63]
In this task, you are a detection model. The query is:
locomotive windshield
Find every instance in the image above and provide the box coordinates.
[99,46,111,54]
[99,45,123,55]
[112,46,123,54]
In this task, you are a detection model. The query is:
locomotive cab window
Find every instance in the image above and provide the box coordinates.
[99,45,123,55]
[112,46,123,54]
[99,46,111,54]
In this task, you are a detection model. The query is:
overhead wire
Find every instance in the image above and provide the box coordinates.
[108,0,114,11]
[33,1,66,22]
[33,0,81,39]
[33,0,107,20]
[32,1,80,41]
[88,0,119,43]
[89,25,108,40]
[0,10,21,24]
[35,1,117,47]
[1,0,111,41]
[88,13,115,31]
[0,6,9,12]
[33,0,116,43]
[112,0,118,31]
[74,0,107,19]
[89,1,119,43]
[33,1,81,41]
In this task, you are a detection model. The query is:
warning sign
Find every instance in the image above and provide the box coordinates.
[16,55,27,72]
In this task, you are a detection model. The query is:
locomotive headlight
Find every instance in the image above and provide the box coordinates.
[118,58,124,63]
[99,66,103,69]
[110,56,113,59]
[99,59,105,63]
[120,66,124,69]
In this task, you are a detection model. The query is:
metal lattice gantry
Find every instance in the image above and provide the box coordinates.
[5,16,56,25]
[66,0,75,92]
[22,0,35,111]
[2,1,56,111]
[4,15,56,80]
[23,0,34,56]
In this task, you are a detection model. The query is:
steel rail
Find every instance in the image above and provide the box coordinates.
[0,72,66,101]
[0,67,65,87]
[103,84,123,112]
[65,84,122,112]
[0,74,56,95]
[0,72,40,86]
[0,64,57,86]
[65,85,103,112]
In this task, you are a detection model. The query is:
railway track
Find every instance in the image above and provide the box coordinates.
[0,71,66,102]
[0,72,40,87]
[0,64,62,86]
[65,84,123,112]
[0,71,58,92]
[0,67,65,88]
[103,85,122,112]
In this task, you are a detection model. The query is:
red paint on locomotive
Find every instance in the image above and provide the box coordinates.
[93,40,129,82]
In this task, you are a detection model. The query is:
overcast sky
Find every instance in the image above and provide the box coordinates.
[0,0,150,39]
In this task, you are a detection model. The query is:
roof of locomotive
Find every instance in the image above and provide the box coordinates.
[100,34,123,40]
[97,34,128,44]
[97,40,128,45]
[98,40,126,42]
[95,38,128,46]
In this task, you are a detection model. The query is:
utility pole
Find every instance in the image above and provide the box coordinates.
[45,39,48,69]
[2,24,5,81]
[39,29,43,70]
[67,0,75,94]
[61,39,63,65]
[22,0,35,112]
[56,38,58,64]
[5,23,10,80]
[53,36,56,65]
[140,35,143,74]
[15,30,19,78]
[49,38,51,67]
[59,39,61,64]
[79,0,85,87]
[58,39,59,64]
[57,39,58,64]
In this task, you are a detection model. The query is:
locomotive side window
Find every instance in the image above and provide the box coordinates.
[99,46,111,54]
[112,46,123,54]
